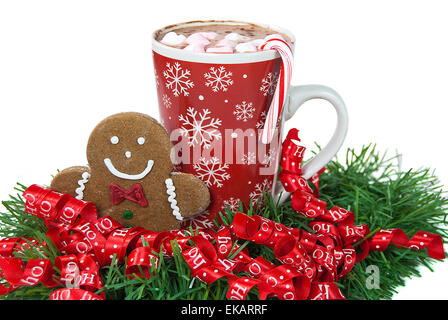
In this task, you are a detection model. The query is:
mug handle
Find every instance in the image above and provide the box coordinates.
[276,84,349,205]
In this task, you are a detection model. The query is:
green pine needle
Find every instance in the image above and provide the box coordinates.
[0,145,447,300]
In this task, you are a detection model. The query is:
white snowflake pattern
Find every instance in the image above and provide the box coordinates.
[204,66,234,92]
[233,101,256,122]
[163,62,194,97]
[262,147,278,168]
[241,152,256,165]
[154,70,160,88]
[221,197,241,213]
[181,212,214,230]
[249,179,272,201]
[256,111,267,129]
[193,157,230,188]
[162,94,172,109]
[259,72,279,96]
[178,107,222,149]
[255,110,281,132]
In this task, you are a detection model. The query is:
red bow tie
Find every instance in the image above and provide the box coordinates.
[109,183,148,207]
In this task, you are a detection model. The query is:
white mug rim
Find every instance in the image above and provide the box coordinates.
[151,20,296,64]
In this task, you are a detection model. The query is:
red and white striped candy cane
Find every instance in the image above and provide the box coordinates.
[259,35,294,144]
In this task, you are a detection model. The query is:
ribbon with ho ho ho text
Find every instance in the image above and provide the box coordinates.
[278,128,446,261]
[0,144,444,301]
[0,184,342,300]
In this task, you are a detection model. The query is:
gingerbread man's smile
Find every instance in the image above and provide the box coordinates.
[104,158,154,180]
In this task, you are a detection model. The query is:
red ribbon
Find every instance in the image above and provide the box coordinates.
[50,288,104,300]
[0,131,444,300]
[278,128,445,262]
[0,185,328,300]
[110,183,148,207]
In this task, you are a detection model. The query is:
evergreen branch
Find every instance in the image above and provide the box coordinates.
[0,144,446,300]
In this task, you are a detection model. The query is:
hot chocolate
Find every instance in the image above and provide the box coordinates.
[155,21,292,53]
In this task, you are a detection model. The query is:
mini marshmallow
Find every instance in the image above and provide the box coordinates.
[186,33,211,45]
[225,32,250,42]
[206,46,234,54]
[216,38,237,48]
[199,32,218,40]
[235,42,257,53]
[160,31,186,46]
[183,43,206,53]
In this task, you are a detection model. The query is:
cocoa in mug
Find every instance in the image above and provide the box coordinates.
[155,22,292,53]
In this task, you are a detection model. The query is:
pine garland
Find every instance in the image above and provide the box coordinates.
[0,145,447,300]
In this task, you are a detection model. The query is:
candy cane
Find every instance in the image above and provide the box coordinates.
[259,35,294,144]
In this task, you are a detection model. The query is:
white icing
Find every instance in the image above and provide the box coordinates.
[165,178,182,221]
[125,151,132,158]
[75,172,91,200]
[137,137,145,145]
[104,158,154,180]
[110,136,119,144]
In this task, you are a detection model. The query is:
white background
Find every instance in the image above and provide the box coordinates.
[0,0,447,299]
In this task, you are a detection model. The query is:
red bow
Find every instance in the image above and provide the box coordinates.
[109,183,148,207]
[278,128,445,261]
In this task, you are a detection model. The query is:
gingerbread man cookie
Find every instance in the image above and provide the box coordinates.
[50,112,210,231]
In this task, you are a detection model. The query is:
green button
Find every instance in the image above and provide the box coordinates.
[123,210,133,219]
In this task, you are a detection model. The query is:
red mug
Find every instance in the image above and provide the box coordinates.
[152,21,348,229]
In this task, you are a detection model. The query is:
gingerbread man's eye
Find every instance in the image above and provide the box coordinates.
[110,136,119,144]
[137,137,145,145]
